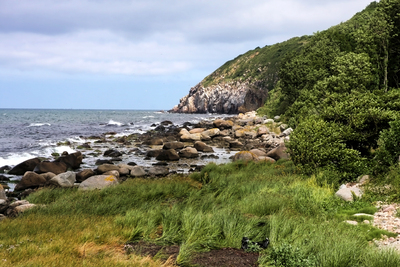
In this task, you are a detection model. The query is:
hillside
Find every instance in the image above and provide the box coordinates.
[171,36,309,114]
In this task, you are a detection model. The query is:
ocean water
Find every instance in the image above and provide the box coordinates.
[0,109,225,168]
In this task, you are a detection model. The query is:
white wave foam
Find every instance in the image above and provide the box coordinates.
[142,116,154,118]
[107,120,124,126]
[28,123,51,127]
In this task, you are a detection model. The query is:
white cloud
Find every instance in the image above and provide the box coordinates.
[0,0,374,76]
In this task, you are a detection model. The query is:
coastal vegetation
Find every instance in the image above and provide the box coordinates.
[1,160,400,266]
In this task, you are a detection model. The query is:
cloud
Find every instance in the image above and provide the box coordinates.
[0,0,374,76]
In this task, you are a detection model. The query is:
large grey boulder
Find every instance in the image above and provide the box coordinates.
[130,166,146,177]
[148,166,169,176]
[78,175,119,190]
[49,171,76,187]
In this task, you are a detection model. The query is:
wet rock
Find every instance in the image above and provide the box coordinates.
[154,125,165,132]
[34,161,68,175]
[55,151,83,169]
[0,166,11,174]
[95,159,114,165]
[15,171,48,191]
[78,175,119,190]
[127,162,137,166]
[179,147,199,158]
[194,141,214,152]
[156,149,180,161]
[0,175,10,182]
[161,120,173,126]
[103,149,122,158]
[163,142,185,150]
[8,158,41,175]
[153,161,169,166]
[146,149,162,158]
[48,171,76,187]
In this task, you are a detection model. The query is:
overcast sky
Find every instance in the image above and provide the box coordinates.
[0,0,375,110]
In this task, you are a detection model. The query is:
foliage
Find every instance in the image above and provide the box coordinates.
[286,117,364,181]
[375,117,400,168]
[264,243,316,267]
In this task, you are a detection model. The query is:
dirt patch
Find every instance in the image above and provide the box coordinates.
[192,247,259,267]
[125,241,260,267]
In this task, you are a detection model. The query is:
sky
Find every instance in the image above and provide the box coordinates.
[0,0,376,110]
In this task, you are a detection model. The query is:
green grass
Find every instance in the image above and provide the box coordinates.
[0,160,399,266]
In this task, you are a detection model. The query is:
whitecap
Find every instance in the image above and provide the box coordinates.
[107,120,124,127]
[28,123,51,127]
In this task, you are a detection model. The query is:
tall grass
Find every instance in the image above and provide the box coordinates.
[0,160,398,266]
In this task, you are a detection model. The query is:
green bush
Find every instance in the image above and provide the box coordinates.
[375,118,400,169]
[286,117,364,182]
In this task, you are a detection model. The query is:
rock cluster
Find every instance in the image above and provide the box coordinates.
[372,203,400,251]
[0,112,293,220]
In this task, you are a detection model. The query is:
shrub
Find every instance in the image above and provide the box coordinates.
[286,117,364,182]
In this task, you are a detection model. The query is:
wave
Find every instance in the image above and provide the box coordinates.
[107,120,124,127]
[28,123,51,127]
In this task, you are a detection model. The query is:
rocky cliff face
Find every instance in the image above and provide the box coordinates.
[171,80,269,114]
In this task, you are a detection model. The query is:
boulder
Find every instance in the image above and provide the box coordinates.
[249,149,267,157]
[14,204,36,213]
[146,149,162,158]
[76,169,95,182]
[280,128,293,137]
[103,170,120,179]
[229,140,243,149]
[49,171,76,187]
[257,126,269,136]
[257,156,276,163]
[266,144,289,161]
[78,175,119,190]
[163,142,185,150]
[202,128,220,137]
[118,167,130,176]
[14,171,48,191]
[335,186,363,202]
[130,166,146,177]
[55,151,83,169]
[0,165,11,173]
[95,159,114,165]
[189,128,205,134]
[8,158,41,175]
[180,133,202,142]
[213,119,234,129]
[194,141,214,152]
[97,164,120,174]
[179,147,199,158]
[156,149,180,161]
[40,172,56,181]
[143,138,164,146]
[161,120,173,126]
[33,161,68,175]
[103,149,122,158]
[233,151,258,162]
[148,166,170,176]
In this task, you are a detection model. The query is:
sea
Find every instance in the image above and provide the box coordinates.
[0,109,227,169]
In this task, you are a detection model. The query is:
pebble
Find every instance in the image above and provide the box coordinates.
[373,202,400,251]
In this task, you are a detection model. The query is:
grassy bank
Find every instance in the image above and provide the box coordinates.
[0,160,399,266]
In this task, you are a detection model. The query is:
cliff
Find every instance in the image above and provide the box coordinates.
[171,36,309,114]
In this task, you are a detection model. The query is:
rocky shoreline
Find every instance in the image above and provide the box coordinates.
[0,111,291,219]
